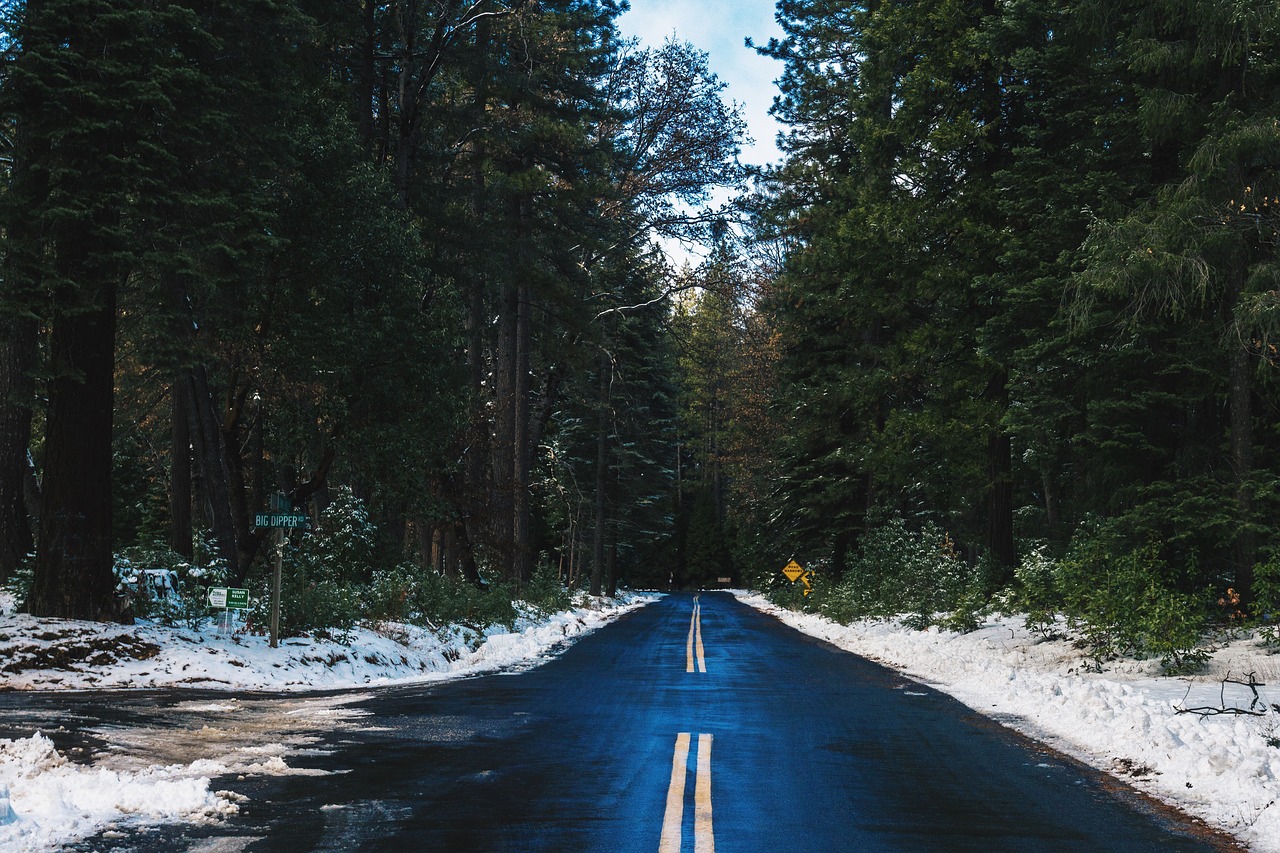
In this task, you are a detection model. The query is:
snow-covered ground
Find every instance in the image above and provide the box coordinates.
[0,589,655,852]
[736,591,1280,853]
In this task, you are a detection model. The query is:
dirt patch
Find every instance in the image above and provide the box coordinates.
[1,634,161,674]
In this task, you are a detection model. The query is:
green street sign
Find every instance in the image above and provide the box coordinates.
[208,587,251,609]
[254,512,310,529]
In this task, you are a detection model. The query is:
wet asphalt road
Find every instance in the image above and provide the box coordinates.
[7,592,1245,852]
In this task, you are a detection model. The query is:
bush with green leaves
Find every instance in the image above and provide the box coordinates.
[2,557,34,611]
[250,489,373,641]
[1055,523,1210,672]
[249,489,584,642]
[1012,543,1062,638]
[407,572,519,631]
[1252,553,1280,648]
[114,539,228,629]
[786,516,982,628]
[519,562,572,619]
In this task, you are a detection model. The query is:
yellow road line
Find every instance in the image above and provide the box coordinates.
[694,733,714,852]
[686,599,707,674]
[694,603,706,673]
[659,733,691,853]
[686,605,696,673]
[658,733,715,853]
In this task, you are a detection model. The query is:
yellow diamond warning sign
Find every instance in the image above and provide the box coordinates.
[782,559,804,583]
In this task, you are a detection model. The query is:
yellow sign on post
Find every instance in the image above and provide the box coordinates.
[782,559,815,595]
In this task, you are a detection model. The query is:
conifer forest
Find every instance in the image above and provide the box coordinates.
[3,0,1280,661]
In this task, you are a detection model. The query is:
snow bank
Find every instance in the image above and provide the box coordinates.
[0,732,236,852]
[737,592,1280,852]
[0,591,655,692]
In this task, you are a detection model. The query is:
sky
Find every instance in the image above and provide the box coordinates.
[617,0,786,169]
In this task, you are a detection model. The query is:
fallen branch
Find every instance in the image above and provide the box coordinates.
[1175,671,1277,716]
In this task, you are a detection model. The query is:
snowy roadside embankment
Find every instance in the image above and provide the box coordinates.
[0,590,656,851]
[737,591,1280,852]
[0,591,655,692]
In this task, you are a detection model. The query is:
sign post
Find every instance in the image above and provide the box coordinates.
[255,493,311,649]
[271,527,283,648]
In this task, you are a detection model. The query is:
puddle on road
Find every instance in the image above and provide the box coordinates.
[86,692,378,777]
[0,689,382,783]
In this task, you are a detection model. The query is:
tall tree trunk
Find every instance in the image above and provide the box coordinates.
[168,377,193,559]
[2,92,46,586]
[984,375,1016,581]
[0,314,37,583]
[493,278,518,573]
[512,271,533,586]
[30,273,118,620]
[357,0,377,151]
[590,352,609,596]
[1227,275,1256,598]
[180,366,242,583]
[984,428,1017,578]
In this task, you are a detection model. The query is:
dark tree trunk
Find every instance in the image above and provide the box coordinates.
[356,0,377,151]
[1226,274,1256,599]
[512,272,533,586]
[2,93,46,586]
[983,374,1016,581]
[493,277,518,573]
[168,378,194,559]
[180,366,242,582]
[984,428,1017,580]
[0,314,37,583]
[590,353,609,597]
[30,278,118,620]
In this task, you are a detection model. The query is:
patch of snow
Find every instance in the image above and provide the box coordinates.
[735,592,1280,853]
[0,732,236,852]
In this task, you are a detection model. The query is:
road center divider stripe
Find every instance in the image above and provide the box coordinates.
[686,598,707,673]
[695,733,714,853]
[658,732,715,853]
[659,733,690,853]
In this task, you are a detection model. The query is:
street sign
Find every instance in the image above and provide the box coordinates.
[782,559,804,583]
[254,512,310,529]
[208,587,250,609]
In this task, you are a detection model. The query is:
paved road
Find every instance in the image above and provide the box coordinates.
[9,592,1243,851]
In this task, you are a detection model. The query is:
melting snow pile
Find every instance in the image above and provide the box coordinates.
[0,732,235,852]
[738,592,1280,853]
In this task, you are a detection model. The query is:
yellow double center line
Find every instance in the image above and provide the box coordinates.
[658,732,714,853]
[686,598,706,673]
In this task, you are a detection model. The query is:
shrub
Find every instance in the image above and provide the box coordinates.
[1056,524,1210,672]
[114,540,227,629]
[1252,554,1280,648]
[792,516,981,628]
[1013,543,1062,637]
[249,491,374,642]
[519,562,572,619]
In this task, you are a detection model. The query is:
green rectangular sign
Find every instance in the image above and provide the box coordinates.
[208,587,250,609]
[254,512,310,529]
